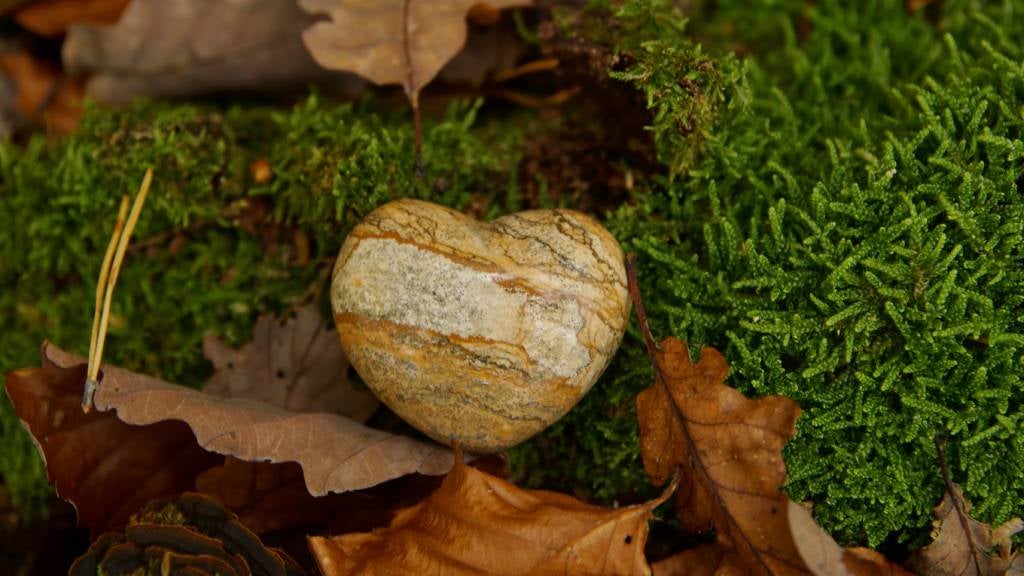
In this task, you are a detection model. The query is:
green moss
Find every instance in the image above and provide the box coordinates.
[606,0,1024,547]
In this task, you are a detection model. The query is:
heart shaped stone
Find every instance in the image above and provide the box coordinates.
[331,199,630,453]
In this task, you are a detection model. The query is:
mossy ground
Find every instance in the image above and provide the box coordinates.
[2,0,1022,553]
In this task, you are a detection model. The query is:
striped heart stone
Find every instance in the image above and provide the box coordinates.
[331,199,630,453]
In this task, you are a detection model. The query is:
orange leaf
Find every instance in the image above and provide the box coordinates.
[627,257,909,576]
[297,0,532,106]
[309,447,672,575]
[15,0,129,37]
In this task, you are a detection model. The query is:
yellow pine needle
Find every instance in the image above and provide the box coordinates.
[82,169,153,412]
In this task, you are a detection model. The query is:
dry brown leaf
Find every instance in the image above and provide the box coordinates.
[62,0,363,103]
[83,345,457,496]
[627,259,909,576]
[194,457,442,537]
[0,51,83,133]
[635,335,807,575]
[4,345,219,535]
[309,447,671,576]
[907,483,1023,576]
[4,341,461,534]
[297,0,532,106]
[203,304,379,423]
[14,0,130,37]
[652,542,747,575]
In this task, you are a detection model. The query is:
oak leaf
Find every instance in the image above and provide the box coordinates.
[203,304,379,423]
[628,259,909,576]
[907,483,1023,576]
[297,0,532,107]
[4,341,461,534]
[62,0,362,103]
[309,446,672,576]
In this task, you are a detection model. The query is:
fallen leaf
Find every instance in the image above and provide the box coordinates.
[84,344,457,495]
[651,542,746,575]
[309,446,671,576]
[0,51,84,133]
[4,341,461,534]
[62,0,364,103]
[14,0,130,37]
[635,334,807,574]
[194,457,441,537]
[907,483,1023,576]
[203,304,379,423]
[627,258,909,576]
[4,346,219,535]
[297,0,531,106]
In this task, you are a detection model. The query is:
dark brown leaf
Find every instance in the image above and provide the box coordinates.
[4,342,461,535]
[4,345,219,536]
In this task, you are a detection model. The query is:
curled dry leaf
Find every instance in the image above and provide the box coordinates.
[14,0,130,37]
[907,482,1023,576]
[62,0,363,103]
[83,344,456,495]
[627,258,909,576]
[4,345,219,536]
[3,342,460,534]
[309,446,672,576]
[297,0,532,106]
[203,303,379,423]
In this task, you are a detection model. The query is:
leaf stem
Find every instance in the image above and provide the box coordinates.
[625,254,660,360]
[401,0,424,178]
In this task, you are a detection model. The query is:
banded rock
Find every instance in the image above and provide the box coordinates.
[331,199,629,452]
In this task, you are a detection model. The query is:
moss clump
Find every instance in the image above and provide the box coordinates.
[606,0,1024,547]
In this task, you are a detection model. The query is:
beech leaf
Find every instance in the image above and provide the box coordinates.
[4,342,460,533]
[297,0,532,105]
[3,346,219,535]
[907,482,1023,576]
[203,304,379,423]
[309,447,672,576]
[62,0,362,103]
[627,258,909,576]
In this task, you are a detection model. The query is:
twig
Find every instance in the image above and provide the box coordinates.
[83,170,153,412]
